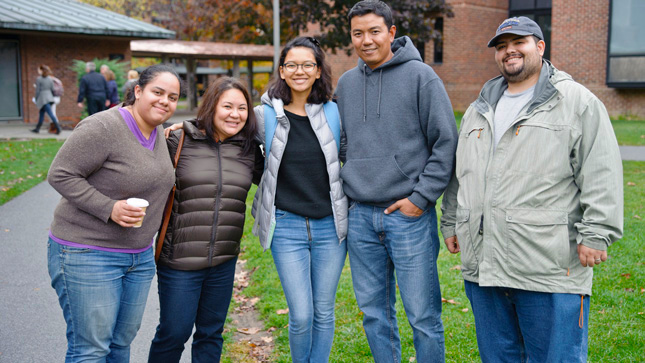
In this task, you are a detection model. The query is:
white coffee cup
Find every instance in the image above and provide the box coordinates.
[126,198,149,228]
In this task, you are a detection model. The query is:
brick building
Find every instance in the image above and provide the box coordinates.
[0,0,174,126]
[328,0,645,118]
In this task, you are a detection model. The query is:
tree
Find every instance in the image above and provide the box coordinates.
[79,0,452,53]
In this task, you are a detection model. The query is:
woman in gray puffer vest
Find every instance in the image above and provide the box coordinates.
[251,37,348,363]
[149,77,263,362]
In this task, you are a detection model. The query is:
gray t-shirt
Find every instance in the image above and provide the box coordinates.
[493,85,535,147]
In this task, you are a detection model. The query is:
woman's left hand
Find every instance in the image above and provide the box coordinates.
[164,123,183,139]
[110,200,145,227]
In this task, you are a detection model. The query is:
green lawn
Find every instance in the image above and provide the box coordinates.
[0,139,64,205]
[611,119,645,146]
[232,161,644,362]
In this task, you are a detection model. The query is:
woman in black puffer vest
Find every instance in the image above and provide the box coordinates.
[149,77,263,362]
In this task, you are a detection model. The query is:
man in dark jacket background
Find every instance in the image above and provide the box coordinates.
[335,1,458,362]
[77,61,109,115]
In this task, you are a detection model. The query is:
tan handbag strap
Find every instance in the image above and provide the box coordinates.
[174,130,186,167]
[155,129,185,263]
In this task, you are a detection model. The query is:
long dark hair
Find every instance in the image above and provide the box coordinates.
[196,77,257,156]
[267,36,332,105]
[123,64,182,106]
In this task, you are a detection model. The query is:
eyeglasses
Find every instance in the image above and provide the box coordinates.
[282,62,317,73]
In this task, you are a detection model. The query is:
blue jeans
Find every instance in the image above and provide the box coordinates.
[271,209,347,363]
[347,202,444,363]
[148,258,237,363]
[36,103,61,132]
[464,281,590,363]
[47,238,155,363]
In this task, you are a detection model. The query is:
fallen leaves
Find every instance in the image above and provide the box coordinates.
[276,308,289,315]
[441,298,459,305]
[449,265,461,271]
[461,308,469,313]
[627,182,636,186]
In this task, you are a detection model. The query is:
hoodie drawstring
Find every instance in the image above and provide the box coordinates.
[362,65,367,122]
[362,66,384,121]
[377,70,382,118]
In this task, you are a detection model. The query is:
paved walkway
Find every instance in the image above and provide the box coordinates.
[0,181,192,362]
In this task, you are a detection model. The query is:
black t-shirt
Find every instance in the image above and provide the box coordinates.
[274,109,333,218]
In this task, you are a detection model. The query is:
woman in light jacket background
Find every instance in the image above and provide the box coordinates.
[31,64,62,134]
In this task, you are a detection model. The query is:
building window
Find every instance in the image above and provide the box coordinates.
[508,0,551,60]
[607,0,645,88]
[0,38,22,121]
[433,17,444,64]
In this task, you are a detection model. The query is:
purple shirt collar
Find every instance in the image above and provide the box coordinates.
[119,107,157,151]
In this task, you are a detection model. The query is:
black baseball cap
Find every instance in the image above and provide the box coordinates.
[488,16,544,47]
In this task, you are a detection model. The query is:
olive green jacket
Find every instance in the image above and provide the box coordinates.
[440,61,623,295]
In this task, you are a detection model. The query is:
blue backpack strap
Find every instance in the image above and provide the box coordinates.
[263,104,278,162]
[322,101,341,151]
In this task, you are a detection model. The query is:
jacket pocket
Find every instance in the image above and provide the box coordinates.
[505,209,569,277]
[455,208,480,273]
[340,155,414,202]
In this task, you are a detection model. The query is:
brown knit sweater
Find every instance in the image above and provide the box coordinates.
[47,106,175,249]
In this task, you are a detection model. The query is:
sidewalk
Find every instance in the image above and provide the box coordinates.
[0,181,191,362]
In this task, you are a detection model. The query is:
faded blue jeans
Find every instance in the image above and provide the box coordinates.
[271,208,347,363]
[47,238,155,363]
[465,281,590,362]
[347,201,445,363]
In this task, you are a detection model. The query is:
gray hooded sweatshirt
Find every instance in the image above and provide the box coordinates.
[336,36,458,210]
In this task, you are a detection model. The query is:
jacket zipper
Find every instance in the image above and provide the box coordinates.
[209,142,223,266]
[305,217,312,241]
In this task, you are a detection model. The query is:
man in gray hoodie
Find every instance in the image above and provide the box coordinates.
[335,1,458,362]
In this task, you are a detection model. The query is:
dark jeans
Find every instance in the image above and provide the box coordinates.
[148,257,237,363]
[35,103,61,132]
[465,281,590,363]
[87,97,106,115]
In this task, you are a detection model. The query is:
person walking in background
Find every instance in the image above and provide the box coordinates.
[31,64,62,134]
[77,61,109,115]
[47,64,181,362]
[253,36,347,363]
[106,69,120,108]
[334,1,458,361]
[123,69,139,99]
[440,17,623,362]
[148,77,263,363]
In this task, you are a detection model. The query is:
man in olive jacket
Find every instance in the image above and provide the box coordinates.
[440,17,623,362]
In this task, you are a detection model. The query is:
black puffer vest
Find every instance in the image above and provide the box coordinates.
[158,120,262,270]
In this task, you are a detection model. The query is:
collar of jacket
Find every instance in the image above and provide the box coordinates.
[182,119,246,143]
[474,60,558,116]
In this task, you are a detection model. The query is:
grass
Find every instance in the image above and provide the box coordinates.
[233,161,644,362]
[610,119,645,146]
[0,139,64,205]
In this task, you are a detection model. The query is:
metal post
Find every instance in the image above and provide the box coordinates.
[247,60,255,101]
[273,0,280,71]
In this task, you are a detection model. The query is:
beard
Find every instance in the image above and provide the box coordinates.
[499,52,543,83]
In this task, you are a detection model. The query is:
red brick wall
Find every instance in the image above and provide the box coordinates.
[433,0,508,111]
[551,0,645,117]
[18,32,131,126]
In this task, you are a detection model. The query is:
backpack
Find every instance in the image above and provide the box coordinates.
[263,101,341,165]
[51,77,64,97]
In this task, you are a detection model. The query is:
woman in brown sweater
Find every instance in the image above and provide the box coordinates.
[47,64,181,362]
[148,77,262,362]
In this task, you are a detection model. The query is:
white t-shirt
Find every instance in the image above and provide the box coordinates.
[493,85,536,148]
